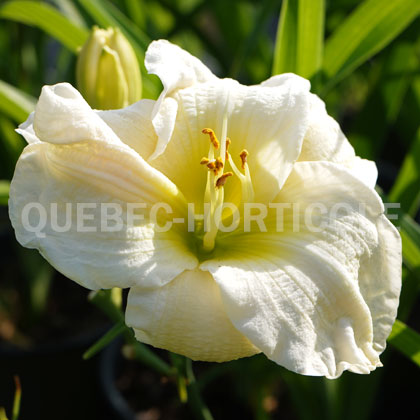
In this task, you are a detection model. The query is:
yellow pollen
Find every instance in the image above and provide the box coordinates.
[200,157,210,165]
[216,172,233,188]
[202,128,220,149]
[240,149,249,170]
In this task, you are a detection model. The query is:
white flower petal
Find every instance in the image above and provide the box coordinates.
[298,94,378,187]
[201,161,401,378]
[16,112,40,144]
[97,99,158,160]
[358,214,402,354]
[151,75,310,204]
[145,40,217,160]
[299,94,355,163]
[350,157,378,189]
[126,268,259,361]
[9,140,197,290]
[145,39,217,96]
[32,83,121,145]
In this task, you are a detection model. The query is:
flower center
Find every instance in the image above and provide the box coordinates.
[200,117,254,252]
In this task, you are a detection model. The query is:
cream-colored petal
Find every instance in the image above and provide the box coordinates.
[201,161,401,378]
[299,94,355,163]
[125,268,260,362]
[350,157,378,189]
[97,99,158,160]
[145,40,217,160]
[16,112,40,144]
[358,214,401,354]
[9,140,197,290]
[32,83,121,145]
[297,93,378,187]
[151,75,310,205]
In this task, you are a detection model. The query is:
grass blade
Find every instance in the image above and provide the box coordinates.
[296,0,325,80]
[0,181,10,206]
[388,319,420,368]
[272,0,298,75]
[323,0,420,88]
[0,1,88,52]
[0,80,35,123]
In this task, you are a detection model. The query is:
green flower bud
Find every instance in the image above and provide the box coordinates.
[76,26,142,110]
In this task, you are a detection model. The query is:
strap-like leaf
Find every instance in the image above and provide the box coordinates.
[0,181,10,206]
[389,127,420,218]
[273,0,325,81]
[388,319,420,368]
[323,0,420,87]
[0,80,36,123]
[272,0,298,75]
[0,1,88,52]
[380,190,420,271]
[296,0,325,80]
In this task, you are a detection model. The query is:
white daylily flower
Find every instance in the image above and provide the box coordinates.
[9,40,401,379]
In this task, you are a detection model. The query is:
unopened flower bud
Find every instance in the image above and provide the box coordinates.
[76,26,142,109]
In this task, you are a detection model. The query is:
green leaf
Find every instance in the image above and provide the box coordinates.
[52,0,87,28]
[0,181,10,206]
[379,190,420,272]
[296,0,325,80]
[323,0,420,87]
[400,213,420,271]
[0,80,36,122]
[83,321,126,360]
[388,319,420,368]
[273,0,325,81]
[0,116,25,164]
[272,0,298,75]
[230,0,279,78]
[77,0,149,52]
[389,128,420,217]
[0,1,88,53]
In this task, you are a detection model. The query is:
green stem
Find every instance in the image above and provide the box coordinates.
[88,289,174,377]
[186,358,214,420]
[12,376,21,420]
[124,342,175,377]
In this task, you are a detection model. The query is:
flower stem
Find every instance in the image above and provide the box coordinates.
[88,289,174,377]
[185,358,214,420]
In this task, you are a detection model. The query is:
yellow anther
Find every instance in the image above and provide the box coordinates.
[206,161,216,171]
[240,149,249,170]
[200,157,210,165]
[215,157,224,174]
[202,128,220,149]
[225,138,231,160]
[216,172,233,188]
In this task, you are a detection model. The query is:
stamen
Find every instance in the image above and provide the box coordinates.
[225,138,231,160]
[215,157,224,174]
[202,128,219,149]
[200,157,210,165]
[240,150,248,170]
[206,161,216,171]
[216,172,233,188]
[227,151,255,203]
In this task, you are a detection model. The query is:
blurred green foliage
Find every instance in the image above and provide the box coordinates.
[1,0,420,419]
